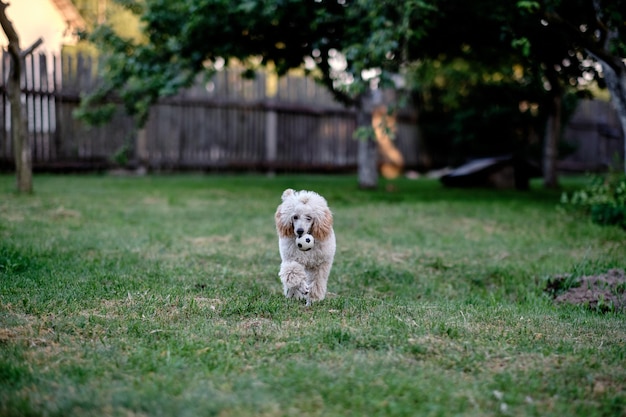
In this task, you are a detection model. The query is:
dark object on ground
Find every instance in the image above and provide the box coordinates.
[546,269,626,313]
[440,155,541,190]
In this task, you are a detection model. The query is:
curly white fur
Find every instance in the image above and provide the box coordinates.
[275,189,336,306]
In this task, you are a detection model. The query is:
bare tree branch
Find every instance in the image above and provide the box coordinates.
[0,0,20,61]
[21,37,44,57]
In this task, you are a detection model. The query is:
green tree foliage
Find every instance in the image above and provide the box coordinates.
[409,58,546,167]
[72,0,143,40]
[78,0,437,126]
[400,0,610,183]
[562,169,626,229]
[517,0,626,173]
[409,57,581,169]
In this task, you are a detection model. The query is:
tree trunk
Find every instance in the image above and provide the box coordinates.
[596,61,626,174]
[0,1,33,193]
[590,1,626,174]
[543,98,561,188]
[356,91,379,189]
[8,68,31,193]
[543,70,562,189]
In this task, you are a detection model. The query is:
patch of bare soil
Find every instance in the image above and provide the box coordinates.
[546,269,626,313]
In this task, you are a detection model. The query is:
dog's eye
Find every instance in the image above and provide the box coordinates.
[293,215,299,220]
[305,216,312,221]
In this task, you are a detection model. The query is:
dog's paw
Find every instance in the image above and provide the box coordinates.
[285,287,306,300]
[284,281,310,300]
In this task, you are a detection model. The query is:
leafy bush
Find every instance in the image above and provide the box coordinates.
[561,171,626,229]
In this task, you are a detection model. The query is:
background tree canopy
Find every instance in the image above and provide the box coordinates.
[79,0,439,126]
[77,0,626,186]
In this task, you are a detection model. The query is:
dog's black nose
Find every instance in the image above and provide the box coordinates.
[296,228,304,236]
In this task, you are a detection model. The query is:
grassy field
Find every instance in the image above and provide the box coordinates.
[0,174,624,417]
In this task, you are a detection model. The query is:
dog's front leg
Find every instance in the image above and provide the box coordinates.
[307,262,332,303]
[279,261,309,300]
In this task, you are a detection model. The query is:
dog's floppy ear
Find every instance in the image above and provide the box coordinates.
[312,207,333,241]
[275,205,293,238]
[281,189,295,201]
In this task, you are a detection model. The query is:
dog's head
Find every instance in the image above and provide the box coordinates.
[275,189,333,241]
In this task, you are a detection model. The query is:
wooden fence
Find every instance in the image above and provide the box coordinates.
[1,51,622,173]
[560,99,624,171]
[0,52,420,172]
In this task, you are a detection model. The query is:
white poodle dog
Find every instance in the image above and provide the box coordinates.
[275,189,336,306]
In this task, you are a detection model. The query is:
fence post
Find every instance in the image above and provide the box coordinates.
[357,89,380,189]
[136,127,148,167]
[265,70,278,175]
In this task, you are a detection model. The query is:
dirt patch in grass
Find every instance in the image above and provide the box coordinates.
[546,269,626,312]
[0,314,60,354]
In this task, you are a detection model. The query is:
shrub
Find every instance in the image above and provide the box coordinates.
[561,170,626,229]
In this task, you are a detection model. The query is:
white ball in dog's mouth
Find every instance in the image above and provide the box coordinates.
[295,234,315,251]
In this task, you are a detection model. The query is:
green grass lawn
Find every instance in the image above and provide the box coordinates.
[0,174,624,416]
